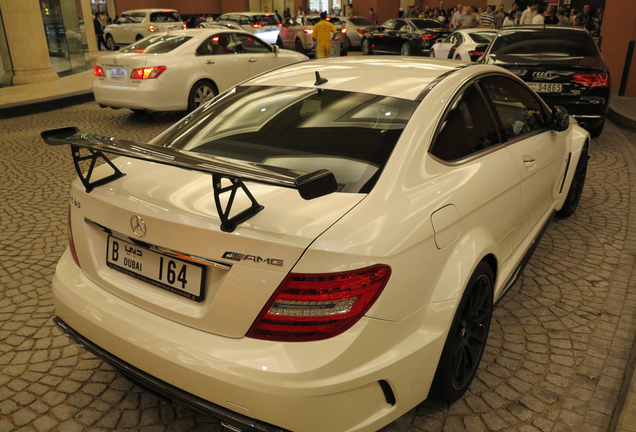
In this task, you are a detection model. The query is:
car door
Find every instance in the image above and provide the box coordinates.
[429,82,520,264]
[478,75,567,249]
[388,19,408,53]
[434,32,455,58]
[234,33,280,76]
[373,19,395,53]
[195,33,249,92]
[447,32,464,59]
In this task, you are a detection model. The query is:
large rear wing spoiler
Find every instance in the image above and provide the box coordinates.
[41,127,338,232]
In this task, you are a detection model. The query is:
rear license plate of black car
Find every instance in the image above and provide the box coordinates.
[528,82,563,93]
[106,236,205,302]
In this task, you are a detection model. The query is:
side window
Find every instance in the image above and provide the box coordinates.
[430,84,502,161]
[240,16,251,25]
[393,20,406,31]
[196,34,238,55]
[479,76,547,139]
[235,34,271,53]
[382,20,396,30]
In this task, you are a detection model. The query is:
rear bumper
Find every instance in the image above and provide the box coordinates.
[541,96,609,128]
[52,248,455,432]
[93,78,188,111]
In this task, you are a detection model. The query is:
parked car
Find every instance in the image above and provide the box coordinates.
[431,28,497,61]
[478,25,610,137]
[361,18,451,56]
[215,12,282,44]
[339,16,378,48]
[104,9,185,50]
[93,29,308,112]
[44,56,589,432]
[277,15,350,56]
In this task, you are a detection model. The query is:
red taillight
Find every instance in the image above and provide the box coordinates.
[93,65,105,77]
[277,23,282,27]
[68,204,81,268]
[468,50,484,57]
[130,66,167,80]
[573,72,609,88]
[148,25,155,32]
[357,28,368,35]
[421,34,436,40]
[182,22,187,30]
[247,265,391,342]
[341,28,347,34]
[303,29,313,35]
[252,23,263,28]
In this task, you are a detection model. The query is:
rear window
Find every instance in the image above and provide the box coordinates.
[490,29,599,59]
[121,34,192,53]
[156,86,418,193]
[411,19,448,29]
[471,32,495,44]
[250,15,280,25]
[348,18,375,26]
[150,11,181,23]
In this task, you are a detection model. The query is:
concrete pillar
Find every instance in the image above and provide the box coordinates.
[80,0,100,61]
[0,0,59,84]
[602,0,636,97]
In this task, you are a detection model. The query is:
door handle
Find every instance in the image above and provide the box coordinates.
[249,58,257,62]
[205,60,216,64]
[522,156,536,168]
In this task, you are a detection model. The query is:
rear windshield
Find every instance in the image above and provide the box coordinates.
[471,32,495,43]
[348,18,376,26]
[121,34,192,53]
[150,12,181,23]
[411,19,448,29]
[490,29,599,59]
[250,15,279,25]
[307,17,344,25]
[156,86,418,193]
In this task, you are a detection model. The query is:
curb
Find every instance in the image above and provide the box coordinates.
[608,105,636,132]
[0,92,95,119]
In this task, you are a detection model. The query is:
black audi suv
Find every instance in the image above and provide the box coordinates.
[479,26,609,137]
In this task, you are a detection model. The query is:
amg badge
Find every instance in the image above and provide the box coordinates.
[223,251,283,266]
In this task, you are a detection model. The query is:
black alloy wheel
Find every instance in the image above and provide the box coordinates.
[557,143,589,218]
[361,38,372,55]
[295,38,305,54]
[430,49,436,57]
[588,119,605,138]
[401,41,412,56]
[188,81,218,112]
[276,36,284,48]
[432,261,493,402]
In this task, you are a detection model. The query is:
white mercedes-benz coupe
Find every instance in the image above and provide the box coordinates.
[43,56,589,432]
[93,28,308,112]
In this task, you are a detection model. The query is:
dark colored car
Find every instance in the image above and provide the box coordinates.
[361,18,451,56]
[479,26,609,137]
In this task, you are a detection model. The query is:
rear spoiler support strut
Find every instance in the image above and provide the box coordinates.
[41,126,337,233]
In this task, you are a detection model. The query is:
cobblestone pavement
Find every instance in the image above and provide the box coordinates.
[1,102,636,432]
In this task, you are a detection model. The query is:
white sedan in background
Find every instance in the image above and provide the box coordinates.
[93,29,308,112]
[45,57,588,432]
[431,28,497,61]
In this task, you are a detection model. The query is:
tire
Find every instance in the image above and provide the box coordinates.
[557,143,589,218]
[188,81,218,112]
[587,119,605,138]
[401,41,412,56]
[431,261,493,403]
[105,34,116,51]
[430,49,436,57]
[130,109,149,115]
[295,38,305,54]
[455,54,462,60]
[361,38,372,55]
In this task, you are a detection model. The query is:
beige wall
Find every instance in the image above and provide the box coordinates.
[601,0,636,96]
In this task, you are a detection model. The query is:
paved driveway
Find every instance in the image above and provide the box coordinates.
[1,102,636,432]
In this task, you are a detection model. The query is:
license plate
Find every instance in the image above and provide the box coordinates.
[110,68,126,81]
[528,82,563,93]
[106,236,205,302]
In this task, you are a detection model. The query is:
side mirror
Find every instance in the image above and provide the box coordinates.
[551,105,569,132]
[378,26,385,31]
[273,45,280,54]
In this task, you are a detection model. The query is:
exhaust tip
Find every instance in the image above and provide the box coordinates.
[579,122,587,128]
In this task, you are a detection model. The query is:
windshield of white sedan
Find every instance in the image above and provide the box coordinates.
[121,35,192,53]
[157,86,418,193]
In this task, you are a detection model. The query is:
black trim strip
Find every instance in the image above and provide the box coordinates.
[415,63,477,102]
[559,152,572,194]
[379,380,396,405]
[495,210,555,305]
[53,317,289,432]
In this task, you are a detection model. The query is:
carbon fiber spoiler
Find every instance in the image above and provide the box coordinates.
[42,127,338,232]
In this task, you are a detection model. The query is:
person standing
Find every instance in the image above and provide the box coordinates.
[284,7,291,23]
[451,4,466,29]
[494,5,505,28]
[367,8,377,24]
[93,13,107,51]
[274,9,283,23]
[312,11,338,59]
[520,0,539,25]
[575,4,595,33]
[532,4,545,24]
[545,6,559,25]
[459,7,477,28]
[479,6,495,27]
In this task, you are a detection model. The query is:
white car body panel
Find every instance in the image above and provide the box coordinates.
[432,28,497,61]
[53,57,590,432]
[105,9,184,47]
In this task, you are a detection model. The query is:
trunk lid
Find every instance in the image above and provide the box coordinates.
[70,158,364,338]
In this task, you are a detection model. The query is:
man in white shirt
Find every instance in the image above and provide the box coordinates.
[452,4,466,28]
[519,0,540,25]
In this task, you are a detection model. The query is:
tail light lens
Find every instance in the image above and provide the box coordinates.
[303,29,313,35]
[182,22,187,30]
[573,72,609,88]
[341,28,347,34]
[130,66,167,80]
[252,23,263,28]
[469,50,484,57]
[93,65,105,77]
[357,28,368,35]
[68,204,81,268]
[277,23,282,27]
[421,34,436,40]
[148,25,155,32]
[247,265,391,342]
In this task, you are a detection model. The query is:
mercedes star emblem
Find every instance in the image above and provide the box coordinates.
[130,215,147,238]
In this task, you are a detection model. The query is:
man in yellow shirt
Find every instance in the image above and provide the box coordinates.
[312,12,338,59]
